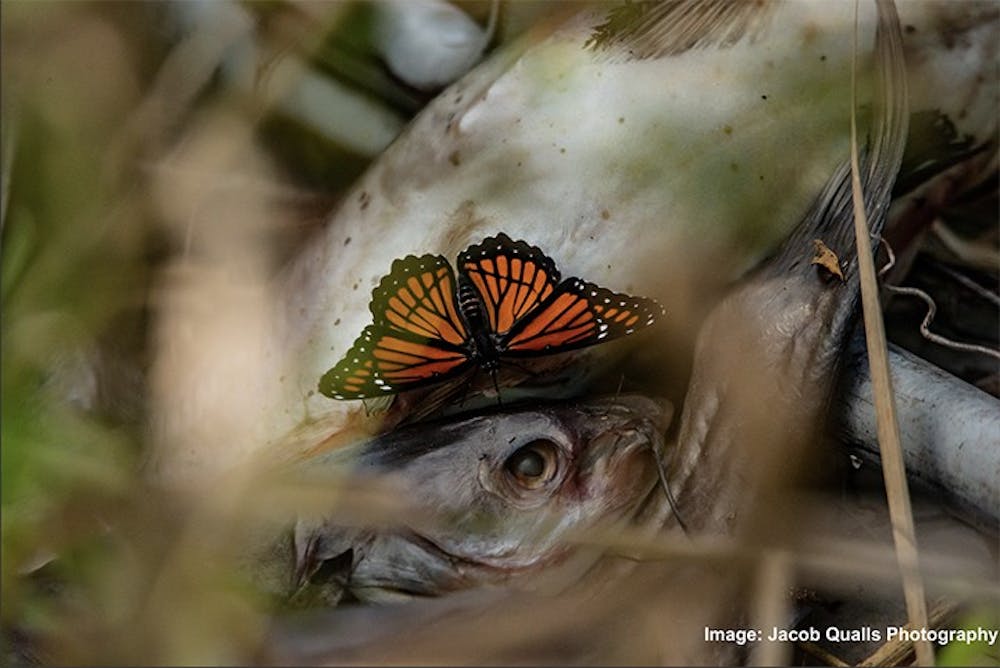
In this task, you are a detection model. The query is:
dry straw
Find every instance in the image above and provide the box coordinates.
[849,1,932,664]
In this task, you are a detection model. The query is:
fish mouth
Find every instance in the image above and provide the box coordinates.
[355,527,576,600]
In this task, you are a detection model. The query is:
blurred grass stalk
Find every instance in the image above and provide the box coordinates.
[0,0,427,660]
[0,1,291,662]
[2,1,145,661]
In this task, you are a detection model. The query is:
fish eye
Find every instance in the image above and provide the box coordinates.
[504,440,558,488]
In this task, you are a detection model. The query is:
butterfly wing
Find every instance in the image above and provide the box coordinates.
[319,254,473,399]
[501,278,663,356]
[457,233,561,337]
[318,325,471,399]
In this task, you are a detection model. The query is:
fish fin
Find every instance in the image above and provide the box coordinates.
[583,0,775,62]
[760,0,909,286]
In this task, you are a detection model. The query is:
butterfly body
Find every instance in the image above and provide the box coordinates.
[455,276,503,374]
[319,234,663,401]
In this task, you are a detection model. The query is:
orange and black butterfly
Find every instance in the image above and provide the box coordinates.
[319,233,663,400]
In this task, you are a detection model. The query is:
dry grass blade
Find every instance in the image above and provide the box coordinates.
[858,599,960,667]
[931,219,1000,271]
[849,1,932,664]
[799,641,851,667]
[748,550,793,667]
[935,262,1000,308]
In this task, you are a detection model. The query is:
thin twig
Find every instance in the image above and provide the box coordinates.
[859,599,959,667]
[850,2,933,665]
[887,285,1000,360]
[879,237,1000,360]
[567,525,1000,600]
[931,219,1000,270]
[935,261,1000,308]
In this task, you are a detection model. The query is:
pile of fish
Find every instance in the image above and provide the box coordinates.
[137,0,997,664]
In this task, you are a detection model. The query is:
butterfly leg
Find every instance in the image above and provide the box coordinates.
[499,359,539,379]
[456,366,479,408]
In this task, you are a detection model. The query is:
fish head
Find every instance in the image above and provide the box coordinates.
[294,395,672,600]
[451,395,670,552]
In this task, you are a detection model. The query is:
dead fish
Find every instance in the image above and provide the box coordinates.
[282,395,673,604]
[670,0,909,535]
[839,339,1000,529]
[259,4,917,662]
[256,2,944,663]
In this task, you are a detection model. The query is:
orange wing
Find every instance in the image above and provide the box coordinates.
[319,241,664,400]
[457,233,560,336]
[372,254,468,345]
[502,278,663,356]
[319,326,471,399]
[318,254,473,400]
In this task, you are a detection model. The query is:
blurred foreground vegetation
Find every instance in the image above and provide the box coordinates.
[0,1,546,662]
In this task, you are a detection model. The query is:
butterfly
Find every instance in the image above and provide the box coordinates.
[319,233,663,400]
